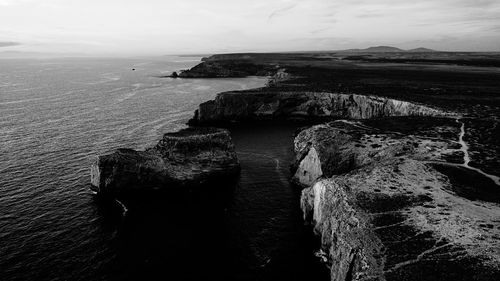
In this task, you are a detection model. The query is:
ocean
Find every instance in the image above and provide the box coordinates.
[0,57,327,280]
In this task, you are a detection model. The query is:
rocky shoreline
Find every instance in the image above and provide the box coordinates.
[295,120,500,280]
[91,53,500,280]
[188,90,451,126]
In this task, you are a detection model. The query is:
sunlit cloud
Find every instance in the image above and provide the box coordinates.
[0,0,498,55]
[268,2,299,21]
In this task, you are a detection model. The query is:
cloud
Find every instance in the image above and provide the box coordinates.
[0,0,36,6]
[268,3,298,21]
[310,27,332,34]
[356,12,385,18]
[0,0,499,54]
[0,41,20,47]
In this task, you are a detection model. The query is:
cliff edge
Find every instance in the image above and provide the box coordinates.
[189,91,450,126]
[90,127,240,195]
[295,120,500,281]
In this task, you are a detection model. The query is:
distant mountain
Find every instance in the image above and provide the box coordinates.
[340,46,404,53]
[338,46,438,53]
[406,47,437,52]
[361,46,405,52]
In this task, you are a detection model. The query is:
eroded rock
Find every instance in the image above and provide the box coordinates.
[292,120,460,186]
[90,127,240,195]
[296,120,500,281]
[178,61,273,78]
[189,91,451,125]
[267,68,291,87]
[302,160,500,281]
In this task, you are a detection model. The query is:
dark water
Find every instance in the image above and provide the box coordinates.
[89,123,328,281]
[0,58,327,280]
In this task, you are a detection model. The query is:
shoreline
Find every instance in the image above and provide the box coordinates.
[179,53,500,280]
[93,52,500,280]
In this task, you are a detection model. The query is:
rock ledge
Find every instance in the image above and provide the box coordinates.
[90,127,239,195]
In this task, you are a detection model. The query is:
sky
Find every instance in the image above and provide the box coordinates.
[0,0,499,55]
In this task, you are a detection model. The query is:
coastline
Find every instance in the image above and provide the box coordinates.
[180,53,500,280]
[94,52,500,280]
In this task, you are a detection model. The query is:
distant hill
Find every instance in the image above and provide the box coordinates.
[406,47,438,52]
[361,46,405,52]
[338,46,438,53]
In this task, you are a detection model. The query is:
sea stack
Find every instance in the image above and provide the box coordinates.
[90,127,240,195]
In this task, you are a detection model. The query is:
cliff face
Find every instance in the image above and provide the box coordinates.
[292,121,459,186]
[90,149,167,194]
[295,121,500,281]
[189,91,449,125]
[90,127,240,195]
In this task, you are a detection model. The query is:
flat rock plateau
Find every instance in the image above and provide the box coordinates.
[94,51,500,280]
[296,120,500,281]
[91,127,240,195]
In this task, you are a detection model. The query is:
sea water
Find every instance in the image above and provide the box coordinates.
[0,57,327,280]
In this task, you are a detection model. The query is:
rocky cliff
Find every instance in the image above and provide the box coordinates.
[295,121,500,281]
[178,60,274,78]
[158,54,500,280]
[291,120,461,186]
[90,127,240,195]
[189,91,450,125]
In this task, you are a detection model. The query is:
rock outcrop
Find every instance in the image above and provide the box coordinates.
[292,120,460,186]
[295,121,500,280]
[178,61,273,78]
[189,91,450,125]
[266,68,291,87]
[90,127,240,195]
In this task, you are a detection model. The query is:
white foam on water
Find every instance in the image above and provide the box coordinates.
[102,73,121,81]
[314,249,329,263]
[84,73,122,85]
[116,83,142,103]
[0,96,47,106]
[115,199,128,216]
[237,151,288,184]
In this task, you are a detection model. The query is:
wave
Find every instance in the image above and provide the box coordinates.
[0,96,47,106]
